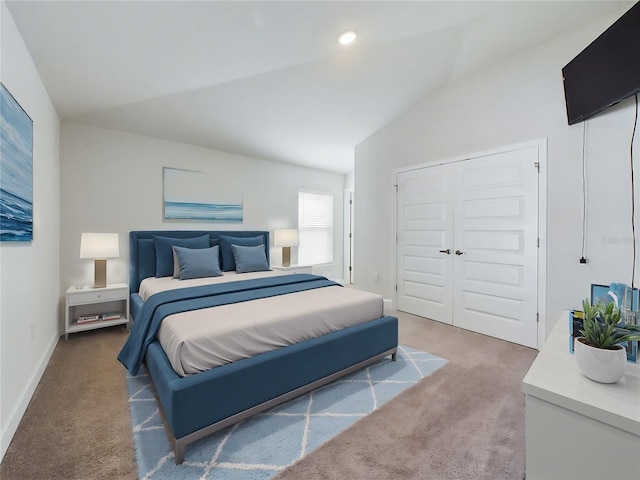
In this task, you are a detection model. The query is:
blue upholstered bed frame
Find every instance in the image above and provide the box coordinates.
[129,230,399,464]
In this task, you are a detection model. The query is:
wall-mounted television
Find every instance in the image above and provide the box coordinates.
[562,1,640,125]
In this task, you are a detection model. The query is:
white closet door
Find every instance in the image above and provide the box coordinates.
[396,165,454,324]
[452,147,539,348]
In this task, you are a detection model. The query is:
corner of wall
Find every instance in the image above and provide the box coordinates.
[1,1,61,462]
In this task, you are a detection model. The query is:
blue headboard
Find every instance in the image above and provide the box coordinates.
[129,230,270,293]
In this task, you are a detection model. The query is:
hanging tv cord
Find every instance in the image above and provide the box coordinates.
[580,120,587,264]
[631,93,639,295]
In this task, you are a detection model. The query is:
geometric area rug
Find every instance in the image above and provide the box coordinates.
[126,345,447,480]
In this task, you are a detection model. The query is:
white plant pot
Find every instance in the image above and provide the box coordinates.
[574,337,627,384]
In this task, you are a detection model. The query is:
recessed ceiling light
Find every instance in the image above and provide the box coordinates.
[338,30,357,46]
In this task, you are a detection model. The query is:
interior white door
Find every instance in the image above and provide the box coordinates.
[396,165,454,324]
[396,145,540,348]
[452,147,539,348]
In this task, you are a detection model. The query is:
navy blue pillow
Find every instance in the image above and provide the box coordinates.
[232,244,270,273]
[154,234,210,277]
[219,235,264,271]
[173,245,222,280]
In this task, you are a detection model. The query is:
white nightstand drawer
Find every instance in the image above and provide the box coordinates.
[67,287,127,305]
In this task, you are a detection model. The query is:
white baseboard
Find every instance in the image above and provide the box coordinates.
[1,333,59,462]
[383,298,394,313]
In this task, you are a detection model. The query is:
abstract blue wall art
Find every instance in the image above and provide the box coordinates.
[1,83,33,242]
[163,167,243,222]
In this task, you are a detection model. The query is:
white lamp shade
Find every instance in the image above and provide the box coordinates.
[274,229,300,247]
[80,233,120,259]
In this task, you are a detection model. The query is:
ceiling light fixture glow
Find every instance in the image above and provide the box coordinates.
[338,30,357,46]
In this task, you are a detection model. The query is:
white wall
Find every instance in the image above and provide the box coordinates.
[345,171,354,189]
[0,1,61,460]
[354,7,638,340]
[59,123,345,292]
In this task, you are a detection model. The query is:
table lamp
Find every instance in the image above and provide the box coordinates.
[80,233,119,288]
[274,229,299,267]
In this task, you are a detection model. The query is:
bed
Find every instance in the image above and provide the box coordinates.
[119,230,398,464]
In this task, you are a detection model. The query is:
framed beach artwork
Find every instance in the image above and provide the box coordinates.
[1,83,33,242]
[163,167,243,222]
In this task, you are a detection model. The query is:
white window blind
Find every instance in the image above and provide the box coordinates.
[298,191,333,265]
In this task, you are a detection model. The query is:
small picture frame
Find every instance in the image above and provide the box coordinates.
[585,284,639,362]
[590,283,640,311]
[590,283,615,306]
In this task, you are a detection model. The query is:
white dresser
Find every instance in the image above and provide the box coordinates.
[522,312,640,479]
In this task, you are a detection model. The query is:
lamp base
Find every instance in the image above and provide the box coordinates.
[93,259,107,288]
[282,247,291,267]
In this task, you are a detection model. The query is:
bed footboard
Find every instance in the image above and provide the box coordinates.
[174,346,395,464]
[145,315,398,464]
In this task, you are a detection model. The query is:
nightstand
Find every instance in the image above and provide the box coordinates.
[271,265,313,274]
[65,283,129,339]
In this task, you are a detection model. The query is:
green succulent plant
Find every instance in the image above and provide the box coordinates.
[580,298,640,349]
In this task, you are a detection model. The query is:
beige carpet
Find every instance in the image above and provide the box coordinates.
[1,327,137,480]
[0,311,537,480]
[276,312,537,480]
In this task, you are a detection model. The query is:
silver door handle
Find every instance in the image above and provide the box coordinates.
[455,250,465,255]
[439,249,451,254]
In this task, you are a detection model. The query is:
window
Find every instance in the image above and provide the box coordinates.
[298,191,333,265]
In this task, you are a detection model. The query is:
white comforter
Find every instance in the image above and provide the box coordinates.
[139,271,384,376]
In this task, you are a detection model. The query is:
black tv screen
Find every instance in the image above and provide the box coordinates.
[562,2,640,125]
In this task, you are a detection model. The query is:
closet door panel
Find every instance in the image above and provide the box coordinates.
[396,166,454,324]
[453,147,539,348]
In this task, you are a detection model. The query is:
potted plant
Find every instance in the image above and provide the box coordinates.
[575,298,640,383]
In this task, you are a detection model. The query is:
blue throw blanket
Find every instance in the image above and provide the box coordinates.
[118,274,338,375]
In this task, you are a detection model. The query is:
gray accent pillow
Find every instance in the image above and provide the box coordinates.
[231,244,270,273]
[173,245,222,280]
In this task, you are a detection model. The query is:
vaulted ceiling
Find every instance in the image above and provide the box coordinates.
[6,1,633,173]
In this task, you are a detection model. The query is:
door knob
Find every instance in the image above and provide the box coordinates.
[455,250,465,255]
[439,249,451,254]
